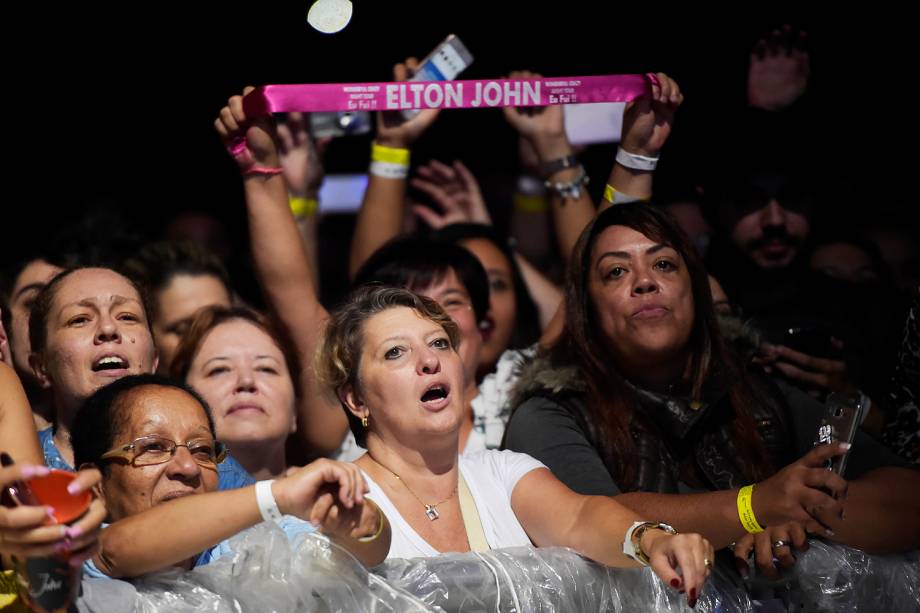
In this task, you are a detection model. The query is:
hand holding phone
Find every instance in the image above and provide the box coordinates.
[814,393,861,476]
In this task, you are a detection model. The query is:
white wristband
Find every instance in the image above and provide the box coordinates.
[369,160,409,179]
[615,148,659,171]
[255,479,283,523]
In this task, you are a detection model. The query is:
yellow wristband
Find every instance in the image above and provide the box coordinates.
[513,192,549,214]
[603,184,616,203]
[737,485,765,534]
[604,184,651,205]
[371,143,411,166]
[289,196,318,218]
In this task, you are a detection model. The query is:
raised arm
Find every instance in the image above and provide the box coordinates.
[277,112,331,288]
[502,71,595,262]
[94,459,389,577]
[215,90,346,457]
[0,362,42,464]
[349,58,441,277]
[597,72,684,213]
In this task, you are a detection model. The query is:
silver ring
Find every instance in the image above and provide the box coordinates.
[772,539,791,549]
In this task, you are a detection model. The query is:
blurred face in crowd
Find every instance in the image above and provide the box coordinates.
[7,259,62,383]
[810,243,878,284]
[185,319,295,454]
[415,269,482,389]
[588,226,695,378]
[708,275,734,316]
[99,385,220,521]
[731,200,810,269]
[32,268,158,415]
[152,274,232,372]
[458,238,516,373]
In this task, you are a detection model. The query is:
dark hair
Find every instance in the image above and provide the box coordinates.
[72,374,216,473]
[28,267,153,358]
[318,285,460,449]
[546,203,772,489]
[353,237,489,324]
[123,241,231,323]
[430,223,541,350]
[1,256,51,344]
[169,305,302,398]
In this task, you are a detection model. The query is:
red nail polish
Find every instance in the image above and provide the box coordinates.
[670,579,680,588]
[690,588,697,600]
[689,597,698,608]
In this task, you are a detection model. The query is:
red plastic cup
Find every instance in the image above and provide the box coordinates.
[27,469,91,524]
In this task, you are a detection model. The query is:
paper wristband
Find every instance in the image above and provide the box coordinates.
[243,74,656,115]
[737,485,765,534]
[256,480,283,523]
[370,161,409,179]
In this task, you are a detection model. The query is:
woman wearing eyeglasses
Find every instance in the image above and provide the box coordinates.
[70,374,389,578]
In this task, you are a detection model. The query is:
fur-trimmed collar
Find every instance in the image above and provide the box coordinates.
[510,314,763,408]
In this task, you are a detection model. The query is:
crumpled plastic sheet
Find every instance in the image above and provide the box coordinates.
[73,522,919,613]
[76,521,433,613]
[782,540,920,613]
[378,546,750,612]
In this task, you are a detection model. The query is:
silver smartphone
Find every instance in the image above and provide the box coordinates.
[402,34,474,119]
[814,393,861,476]
[309,111,372,139]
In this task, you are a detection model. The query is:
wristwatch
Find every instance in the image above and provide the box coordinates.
[623,521,678,566]
[539,154,580,178]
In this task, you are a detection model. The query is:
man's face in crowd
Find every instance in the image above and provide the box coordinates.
[731,199,810,270]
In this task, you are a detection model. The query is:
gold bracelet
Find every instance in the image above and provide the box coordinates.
[357,501,386,543]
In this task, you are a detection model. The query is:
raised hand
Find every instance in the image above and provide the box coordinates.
[410,160,492,229]
[619,72,684,157]
[748,25,810,111]
[214,86,280,172]
[277,112,330,197]
[376,58,441,149]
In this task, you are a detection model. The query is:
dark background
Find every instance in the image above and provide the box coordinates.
[4,3,913,303]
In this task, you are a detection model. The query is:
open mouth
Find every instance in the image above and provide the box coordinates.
[91,355,128,372]
[420,383,450,403]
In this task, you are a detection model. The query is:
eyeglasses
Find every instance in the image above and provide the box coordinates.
[100,435,228,468]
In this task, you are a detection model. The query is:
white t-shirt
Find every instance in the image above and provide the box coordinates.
[365,449,546,559]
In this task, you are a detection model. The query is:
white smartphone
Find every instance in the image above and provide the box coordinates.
[564,102,624,146]
[402,34,474,119]
[317,173,369,214]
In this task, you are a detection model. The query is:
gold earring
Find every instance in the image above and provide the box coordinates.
[361,415,369,428]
